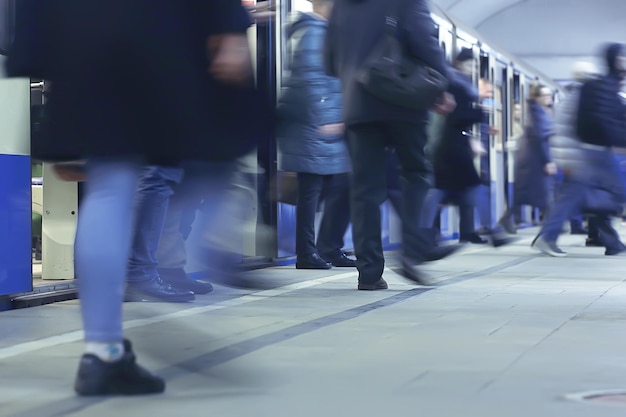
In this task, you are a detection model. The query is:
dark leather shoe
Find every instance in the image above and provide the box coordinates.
[75,340,165,396]
[422,244,463,262]
[323,253,356,267]
[159,268,213,295]
[126,276,195,303]
[296,253,332,270]
[571,227,588,235]
[605,245,626,256]
[586,238,603,247]
[358,278,388,290]
[459,233,488,244]
[401,259,433,286]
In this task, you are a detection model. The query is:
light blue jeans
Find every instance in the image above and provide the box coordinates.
[75,159,141,342]
[76,159,236,342]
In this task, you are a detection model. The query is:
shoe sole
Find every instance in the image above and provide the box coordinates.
[296,265,332,270]
[358,283,388,290]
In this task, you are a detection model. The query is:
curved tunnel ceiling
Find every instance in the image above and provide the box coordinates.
[431,0,626,81]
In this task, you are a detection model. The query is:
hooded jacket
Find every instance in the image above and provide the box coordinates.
[276,12,350,175]
[577,43,626,147]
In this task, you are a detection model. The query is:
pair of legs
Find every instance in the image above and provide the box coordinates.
[536,179,624,256]
[125,166,207,302]
[346,120,456,289]
[75,159,236,394]
[420,187,483,243]
[295,172,353,269]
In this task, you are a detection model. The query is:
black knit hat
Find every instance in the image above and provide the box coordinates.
[456,47,474,63]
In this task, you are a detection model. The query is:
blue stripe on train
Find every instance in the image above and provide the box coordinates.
[0,154,32,296]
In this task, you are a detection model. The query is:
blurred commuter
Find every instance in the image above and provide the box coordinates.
[8,0,268,396]
[125,166,213,303]
[421,49,514,247]
[533,45,626,257]
[325,0,459,289]
[277,0,354,270]
[498,83,556,233]
[475,78,498,233]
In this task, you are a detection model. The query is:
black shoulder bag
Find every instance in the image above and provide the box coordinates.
[357,0,448,112]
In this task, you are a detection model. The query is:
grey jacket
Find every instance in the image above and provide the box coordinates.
[276,13,350,175]
[550,83,587,181]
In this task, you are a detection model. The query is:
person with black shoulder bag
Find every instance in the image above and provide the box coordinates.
[324,0,459,290]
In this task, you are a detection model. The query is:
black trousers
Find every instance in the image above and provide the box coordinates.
[296,172,350,258]
[347,121,432,284]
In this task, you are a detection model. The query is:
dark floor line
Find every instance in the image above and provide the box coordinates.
[437,255,535,286]
[9,256,534,417]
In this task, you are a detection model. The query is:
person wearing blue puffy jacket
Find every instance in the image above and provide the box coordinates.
[277,0,355,270]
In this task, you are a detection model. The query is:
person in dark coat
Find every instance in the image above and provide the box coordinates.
[7,0,267,396]
[420,49,514,247]
[533,44,626,257]
[498,83,557,232]
[324,0,460,290]
[277,1,354,269]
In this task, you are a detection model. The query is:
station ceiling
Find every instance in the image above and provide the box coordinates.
[431,0,626,81]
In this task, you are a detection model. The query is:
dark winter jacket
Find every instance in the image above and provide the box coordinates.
[432,70,483,190]
[577,43,626,148]
[277,13,350,175]
[7,0,271,164]
[513,100,554,208]
[324,0,449,126]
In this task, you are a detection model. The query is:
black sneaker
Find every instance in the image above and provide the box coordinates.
[74,340,165,396]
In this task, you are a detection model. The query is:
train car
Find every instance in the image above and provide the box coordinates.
[0,0,564,308]
[427,4,564,241]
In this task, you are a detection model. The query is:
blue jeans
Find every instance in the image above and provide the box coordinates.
[127,166,184,283]
[541,179,622,251]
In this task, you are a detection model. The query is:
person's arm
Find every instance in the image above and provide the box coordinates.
[323,6,338,77]
[447,81,483,128]
[399,0,449,79]
[204,0,252,34]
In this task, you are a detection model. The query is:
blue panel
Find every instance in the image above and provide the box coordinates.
[0,154,32,295]
[277,203,296,258]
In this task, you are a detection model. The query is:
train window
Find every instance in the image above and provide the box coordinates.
[0,0,13,56]
[479,54,489,79]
